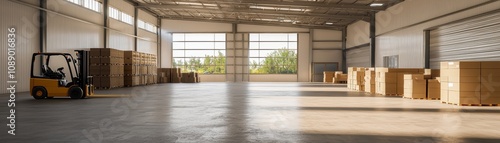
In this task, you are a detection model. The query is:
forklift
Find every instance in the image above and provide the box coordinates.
[30,50,94,99]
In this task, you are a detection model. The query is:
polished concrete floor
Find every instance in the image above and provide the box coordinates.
[1,82,500,143]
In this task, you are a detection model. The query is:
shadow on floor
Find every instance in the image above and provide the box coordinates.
[297,133,500,143]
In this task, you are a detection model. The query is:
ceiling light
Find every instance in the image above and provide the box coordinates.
[370,3,384,7]
[325,22,333,25]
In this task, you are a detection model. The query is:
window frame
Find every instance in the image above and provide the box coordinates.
[65,0,102,13]
[172,33,227,74]
[248,33,298,74]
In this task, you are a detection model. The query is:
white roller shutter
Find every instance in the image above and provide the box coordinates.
[346,45,370,68]
[429,11,500,69]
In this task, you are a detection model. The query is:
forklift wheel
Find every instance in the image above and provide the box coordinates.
[32,87,47,99]
[68,86,84,99]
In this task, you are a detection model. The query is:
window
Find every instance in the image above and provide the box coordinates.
[108,6,134,25]
[172,33,226,74]
[383,55,399,68]
[66,0,102,12]
[138,19,157,33]
[249,33,297,74]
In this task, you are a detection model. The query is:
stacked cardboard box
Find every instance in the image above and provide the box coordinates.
[353,69,366,91]
[181,72,199,83]
[124,51,140,86]
[375,68,425,96]
[364,68,376,94]
[480,61,500,104]
[89,48,124,89]
[145,54,157,85]
[332,72,348,84]
[403,74,427,99]
[348,67,367,91]
[441,62,481,105]
[428,79,440,99]
[441,61,500,105]
[171,68,182,83]
[157,68,171,83]
[323,71,336,83]
[157,68,187,83]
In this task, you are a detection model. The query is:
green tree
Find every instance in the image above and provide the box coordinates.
[251,48,297,74]
[173,51,226,74]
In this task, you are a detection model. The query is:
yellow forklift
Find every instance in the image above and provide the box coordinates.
[30,50,94,99]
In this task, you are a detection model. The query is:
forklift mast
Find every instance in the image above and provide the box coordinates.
[75,50,92,95]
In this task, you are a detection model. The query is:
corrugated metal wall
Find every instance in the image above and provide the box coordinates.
[346,46,370,68]
[0,0,40,94]
[375,0,500,68]
[429,11,500,69]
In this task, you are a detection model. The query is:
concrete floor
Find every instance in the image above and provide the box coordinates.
[1,82,500,143]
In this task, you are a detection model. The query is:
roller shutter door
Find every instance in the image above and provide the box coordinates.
[429,11,500,69]
[346,45,370,68]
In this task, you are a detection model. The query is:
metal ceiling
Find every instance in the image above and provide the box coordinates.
[128,0,404,30]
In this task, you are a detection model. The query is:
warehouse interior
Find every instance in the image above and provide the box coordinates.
[1,0,500,142]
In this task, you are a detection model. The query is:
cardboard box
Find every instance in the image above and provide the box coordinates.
[404,74,425,80]
[424,69,440,79]
[90,48,101,57]
[448,82,481,92]
[446,61,481,69]
[481,61,500,69]
[441,89,449,103]
[428,79,441,99]
[448,91,481,104]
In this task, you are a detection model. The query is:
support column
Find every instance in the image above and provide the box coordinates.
[232,23,237,82]
[341,28,347,73]
[157,18,161,67]
[134,7,138,51]
[424,30,430,69]
[39,0,47,68]
[39,0,46,52]
[370,12,376,67]
[309,29,314,82]
[103,0,108,48]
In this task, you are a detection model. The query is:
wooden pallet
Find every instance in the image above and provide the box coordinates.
[403,97,426,100]
[441,102,499,106]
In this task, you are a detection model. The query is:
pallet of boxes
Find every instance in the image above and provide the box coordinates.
[364,68,376,94]
[157,68,182,83]
[124,51,140,86]
[323,71,335,83]
[347,67,367,91]
[402,69,441,100]
[181,72,200,83]
[90,48,124,89]
[375,68,425,96]
[146,54,157,85]
[440,61,500,106]
[333,72,347,84]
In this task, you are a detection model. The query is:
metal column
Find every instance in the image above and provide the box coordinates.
[370,12,376,67]
[424,30,430,69]
[103,0,108,48]
[341,28,347,73]
[134,7,138,51]
[157,18,162,67]
[39,0,46,68]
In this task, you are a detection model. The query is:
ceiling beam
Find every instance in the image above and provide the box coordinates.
[138,4,371,20]
[155,0,386,11]
[160,16,345,30]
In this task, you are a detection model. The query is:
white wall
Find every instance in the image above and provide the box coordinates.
[375,0,500,68]
[346,20,370,48]
[160,20,335,82]
[311,29,343,71]
[0,0,40,94]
